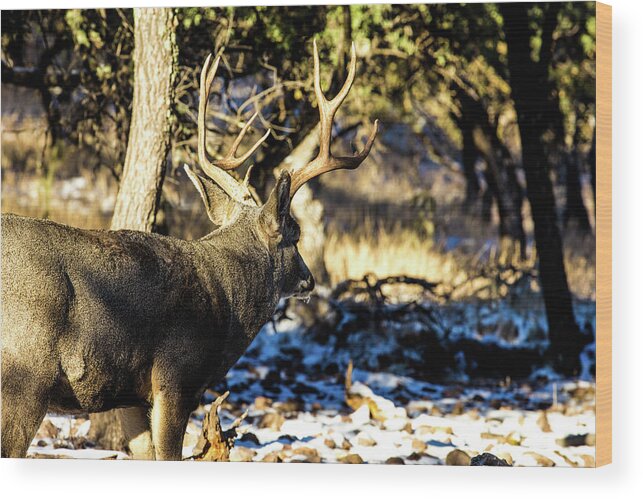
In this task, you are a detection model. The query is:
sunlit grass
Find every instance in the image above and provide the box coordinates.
[325,225,464,287]
[2,112,595,302]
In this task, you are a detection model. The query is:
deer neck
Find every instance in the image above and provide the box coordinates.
[192,224,281,356]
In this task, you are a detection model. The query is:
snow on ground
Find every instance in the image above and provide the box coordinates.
[27,300,596,466]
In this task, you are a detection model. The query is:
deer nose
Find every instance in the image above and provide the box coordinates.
[299,274,315,293]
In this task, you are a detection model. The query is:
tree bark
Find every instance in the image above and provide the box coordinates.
[500,3,582,373]
[88,7,177,453]
[110,8,178,233]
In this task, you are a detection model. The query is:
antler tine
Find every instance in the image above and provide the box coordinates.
[215,112,271,171]
[197,54,221,174]
[197,52,269,206]
[312,40,357,113]
[289,40,378,198]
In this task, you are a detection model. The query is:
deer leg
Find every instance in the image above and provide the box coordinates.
[1,372,49,458]
[150,389,193,461]
[118,406,154,460]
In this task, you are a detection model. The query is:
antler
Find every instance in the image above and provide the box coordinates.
[288,40,379,198]
[197,53,270,206]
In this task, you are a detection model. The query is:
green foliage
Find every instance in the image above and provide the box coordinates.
[2,3,596,185]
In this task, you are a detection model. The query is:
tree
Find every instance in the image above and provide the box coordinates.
[499,3,583,372]
[87,7,178,453]
[563,125,592,233]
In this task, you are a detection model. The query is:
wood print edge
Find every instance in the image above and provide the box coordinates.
[595,0,612,468]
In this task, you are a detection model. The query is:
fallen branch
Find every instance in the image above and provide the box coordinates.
[191,391,248,461]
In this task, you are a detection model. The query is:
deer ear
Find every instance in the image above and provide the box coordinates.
[260,171,291,237]
[184,165,242,226]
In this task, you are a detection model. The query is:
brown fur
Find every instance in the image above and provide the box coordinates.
[1,172,313,459]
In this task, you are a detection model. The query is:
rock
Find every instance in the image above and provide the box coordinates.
[356,433,377,447]
[293,447,319,459]
[258,412,285,431]
[339,453,364,464]
[37,420,59,439]
[292,447,321,463]
[254,396,273,410]
[480,432,507,443]
[451,401,465,415]
[411,439,427,453]
[324,438,336,449]
[416,425,434,435]
[72,418,91,437]
[406,452,424,461]
[385,457,405,465]
[470,453,511,466]
[53,440,73,449]
[349,405,370,426]
[446,449,471,466]
[262,451,283,463]
[467,409,480,420]
[344,360,406,422]
[505,431,522,446]
[496,452,514,466]
[182,432,200,448]
[556,434,595,447]
[524,451,555,467]
[274,399,303,413]
[229,446,256,462]
[383,417,408,432]
[239,432,260,445]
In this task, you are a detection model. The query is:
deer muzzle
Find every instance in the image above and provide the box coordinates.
[295,274,315,299]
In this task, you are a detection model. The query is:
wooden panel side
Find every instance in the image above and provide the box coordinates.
[595,1,612,468]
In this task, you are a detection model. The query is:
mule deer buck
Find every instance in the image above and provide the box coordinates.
[1,41,378,460]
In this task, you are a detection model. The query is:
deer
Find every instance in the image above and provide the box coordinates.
[0,41,378,460]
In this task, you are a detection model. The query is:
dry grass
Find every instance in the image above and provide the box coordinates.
[324,219,595,301]
[325,224,466,288]
[2,111,595,302]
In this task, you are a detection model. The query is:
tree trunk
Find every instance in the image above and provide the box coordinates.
[500,3,582,373]
[476,127,526,262]
[456,90,482,207]
[564,149,592,233]
[589,128,597,210]
[461,88,526,259]
[110,8,177,233]
[88,7,177,453]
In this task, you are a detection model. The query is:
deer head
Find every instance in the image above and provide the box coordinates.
[185,41,378,299]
